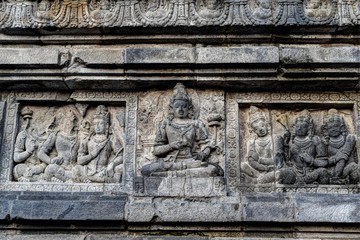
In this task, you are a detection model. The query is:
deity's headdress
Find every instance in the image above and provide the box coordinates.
[249,106,266,125]
[169,83,194,120]
[171,83,192,103]
[21,106,33,120]
[294,109,314,138]
[324,109,344,124]
[94,105,110,124]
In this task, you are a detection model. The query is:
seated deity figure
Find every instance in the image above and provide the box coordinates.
[197,0,222,18]
[305,0,328,19]
[253,0,272,20]
[241,106,275,184]
[35,0,52,20]
[91,0,112,21]
[38,109,79,182]
[288,110,330,184]
[13,107,46,182]
[241,106,293,184]
[322,109,359,184]
[140,0,167,18]
[74,105,124,183]
[141,83,223,177]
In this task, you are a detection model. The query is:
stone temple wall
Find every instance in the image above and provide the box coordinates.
[0,0,359,239]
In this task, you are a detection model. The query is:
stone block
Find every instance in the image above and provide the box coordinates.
[71,48,125,65]
[143,177,226,197]
[11,195,127,220]
[280,45,360,64]
[125,47,195,64]
[242,193,295,222]
[126,197,156,222]
[0,47,60,66]
[196,47,279,64]
[294,193,360,223]
[151,197,242,222]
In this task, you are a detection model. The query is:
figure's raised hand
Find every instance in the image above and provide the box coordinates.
[25,139,37,154]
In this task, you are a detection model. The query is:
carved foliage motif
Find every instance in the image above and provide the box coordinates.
[0,0,357,28]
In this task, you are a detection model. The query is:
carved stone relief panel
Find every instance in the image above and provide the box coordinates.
[0,0,356,28]
[0,91,136,193]
[227,92,360,194]
[135,83,225,197]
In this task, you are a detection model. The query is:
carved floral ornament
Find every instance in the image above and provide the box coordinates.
[0,0,358,28]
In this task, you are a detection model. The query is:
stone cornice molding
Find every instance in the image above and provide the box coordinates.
[0,0,358,29]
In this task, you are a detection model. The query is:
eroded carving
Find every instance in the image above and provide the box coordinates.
[253,0,272,20]
[12,104,125,183]
[75,105,124,183]
[322,109,359,184]
[304,0,332,19]
[141,83,223,178]
[0,0,356,28]
[239,105,359,187]
[13,107,46,182]
[286,110,330,185]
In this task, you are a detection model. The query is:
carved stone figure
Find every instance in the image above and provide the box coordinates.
[197,0,222,18]
[35,0,52,20]
[288,110,330,184]
[141,83,223,178]
[322,109,359,184]
[241,106,291,184]
[90,0,112,22]
[253,0,272,20]
[241,106,275,184]
[140,0,168,18]
[13,107,45,182]
[305,0,329,19]
[74,105,124,183]
[38,109,79,182]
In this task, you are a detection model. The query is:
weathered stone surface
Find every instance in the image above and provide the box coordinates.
[294,194,360,223]
[148,197,242,222]
[10,193,127,221]
[0,47,60,66]
[0,0,358,29]
[125,47,195,64]
[242,193,295,222]
[280,45,360,64]
[71,48,125,66]
[196,47,279,64]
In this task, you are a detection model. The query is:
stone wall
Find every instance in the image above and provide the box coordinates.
[0,0,359,239]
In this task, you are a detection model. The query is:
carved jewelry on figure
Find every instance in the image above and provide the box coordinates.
[12,104,125,184]
[141,83,224,178]
[322,109,358,184]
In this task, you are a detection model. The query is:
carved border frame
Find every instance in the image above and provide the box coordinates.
[226,91,360,195]
[0,91,137,193]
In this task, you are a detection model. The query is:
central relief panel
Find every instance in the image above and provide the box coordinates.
[135,83,226,197]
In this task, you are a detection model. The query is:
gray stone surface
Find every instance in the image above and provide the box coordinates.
[294,194,360,223]
[196,47,279,64]
[5,193,127,221]
[280,46,360,64]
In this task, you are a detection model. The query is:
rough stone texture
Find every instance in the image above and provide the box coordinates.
[0,192,127,221]
[0,0,359,238]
